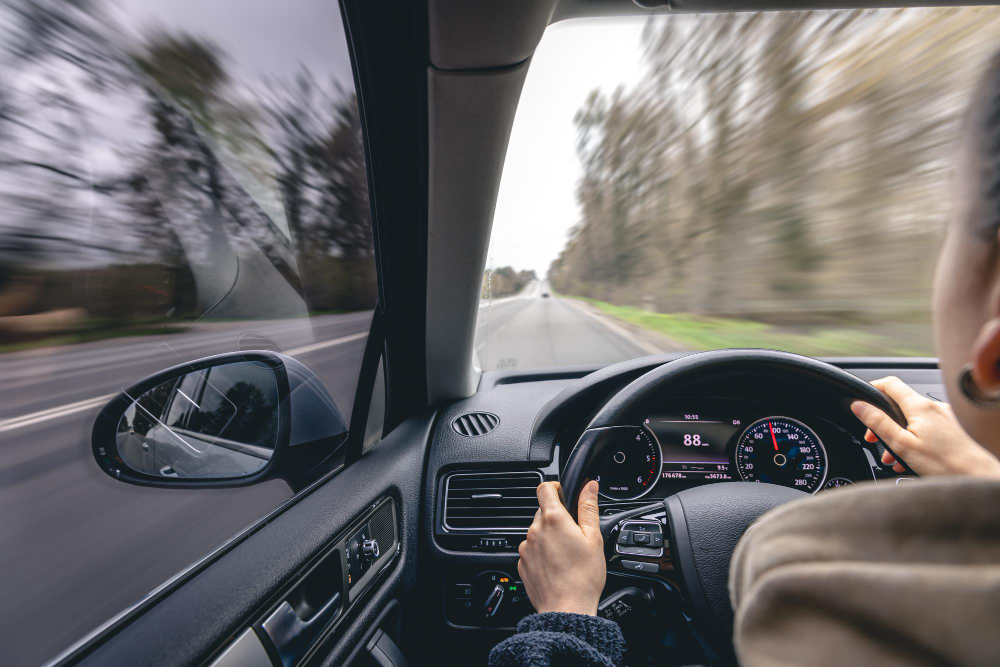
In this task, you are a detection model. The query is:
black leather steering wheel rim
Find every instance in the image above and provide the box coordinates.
[561,349,910,521]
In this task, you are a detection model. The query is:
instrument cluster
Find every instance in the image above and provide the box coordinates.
[592,398,877,501]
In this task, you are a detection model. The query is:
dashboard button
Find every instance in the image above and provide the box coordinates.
[620,559,659,573]
[453,583,474,598]
[632,533,650,545]
[616,530,632,545]
[649,533,664,547]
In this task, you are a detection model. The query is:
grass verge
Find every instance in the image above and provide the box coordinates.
[570,296,930,357]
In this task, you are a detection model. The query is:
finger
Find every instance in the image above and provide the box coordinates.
[872,376,926,412]
[577,480,602,542]
[864,428,878,443]
[893,462,906,473]
[536,481,564,515]
[851,401,910,448]
[881,449,897,466]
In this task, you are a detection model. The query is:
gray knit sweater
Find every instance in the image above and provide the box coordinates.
[487,612,625,667]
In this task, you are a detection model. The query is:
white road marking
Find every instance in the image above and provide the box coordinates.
[0,394,115,434]
[0,331,369,434]
[284,331,367,356]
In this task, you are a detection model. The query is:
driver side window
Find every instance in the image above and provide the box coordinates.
[0,1,376,665]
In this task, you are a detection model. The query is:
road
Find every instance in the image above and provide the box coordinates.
[0,312,372,667]
[476,281,656,371]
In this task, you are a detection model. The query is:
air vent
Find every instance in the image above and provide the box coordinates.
[443,471,542,532]
[452,412,500,437]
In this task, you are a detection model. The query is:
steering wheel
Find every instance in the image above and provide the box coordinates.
[559,350,910,658]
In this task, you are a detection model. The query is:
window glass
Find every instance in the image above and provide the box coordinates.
[0,1,375,664]
[480,9,1000,370]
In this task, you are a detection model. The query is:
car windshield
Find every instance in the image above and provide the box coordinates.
[477,8,1000,372]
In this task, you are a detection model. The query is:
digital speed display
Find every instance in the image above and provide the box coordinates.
[644,414,741,483]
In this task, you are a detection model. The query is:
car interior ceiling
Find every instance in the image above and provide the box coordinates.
[53,0,974,666]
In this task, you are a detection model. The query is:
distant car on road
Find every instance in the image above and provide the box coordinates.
[541,291,550,298]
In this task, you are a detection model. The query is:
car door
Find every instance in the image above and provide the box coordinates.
[1,0,429,665]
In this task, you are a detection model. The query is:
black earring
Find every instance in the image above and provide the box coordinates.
[958,363,1000,410]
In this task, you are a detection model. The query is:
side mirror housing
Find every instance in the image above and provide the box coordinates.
[91,351,347,489]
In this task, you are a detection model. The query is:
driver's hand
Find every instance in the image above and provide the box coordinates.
[518,480,605,616]
[851,376,1000,478]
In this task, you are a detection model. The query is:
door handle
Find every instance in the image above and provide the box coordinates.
[261,591,342,667]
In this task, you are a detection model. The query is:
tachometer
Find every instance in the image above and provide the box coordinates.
[595,427,663,501]
[735,417,827,493]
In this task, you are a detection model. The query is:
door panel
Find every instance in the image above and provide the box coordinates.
[71,414,432,667]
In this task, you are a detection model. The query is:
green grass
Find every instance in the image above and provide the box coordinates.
[571,296,930,357]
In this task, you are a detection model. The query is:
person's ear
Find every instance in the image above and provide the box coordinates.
[971,317,1000,393]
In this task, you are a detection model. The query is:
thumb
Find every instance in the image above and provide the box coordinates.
[577,480,602,542]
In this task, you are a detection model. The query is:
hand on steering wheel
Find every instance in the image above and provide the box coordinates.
[851,376,1000,478]
[518,480,606,616]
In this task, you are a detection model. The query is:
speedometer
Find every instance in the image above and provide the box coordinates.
[595,427,663,501]
[735,417,827,493]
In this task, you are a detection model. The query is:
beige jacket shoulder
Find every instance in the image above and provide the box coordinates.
[730,478,1000,667]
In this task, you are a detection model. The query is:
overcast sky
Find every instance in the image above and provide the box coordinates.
[487,17,652,276]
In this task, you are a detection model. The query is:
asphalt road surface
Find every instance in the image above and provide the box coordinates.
[476,281,653,371]
[0,311,372,667]
[3,285,653,666]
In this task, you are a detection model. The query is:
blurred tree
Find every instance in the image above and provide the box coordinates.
[548,8,1000,332]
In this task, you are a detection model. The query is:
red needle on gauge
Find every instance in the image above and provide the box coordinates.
[768,421,779,451]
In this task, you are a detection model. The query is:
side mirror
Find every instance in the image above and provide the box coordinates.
[92,351,347,489]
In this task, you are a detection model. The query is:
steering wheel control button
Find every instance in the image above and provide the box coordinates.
[617,544,661,557]
[620,559,659,573]
[616,520,664,553]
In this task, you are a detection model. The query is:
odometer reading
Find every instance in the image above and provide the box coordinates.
[595,427,662,500]
[735,417,827,493]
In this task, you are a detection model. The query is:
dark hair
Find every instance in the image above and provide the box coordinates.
[967,51,1000,239]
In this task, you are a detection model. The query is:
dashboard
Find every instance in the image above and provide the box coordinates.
[591,398,876,501]
[426,357,939,663]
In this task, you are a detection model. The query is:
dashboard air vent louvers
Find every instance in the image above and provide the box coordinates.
[443,471,543,532]
[452,412,500,437]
